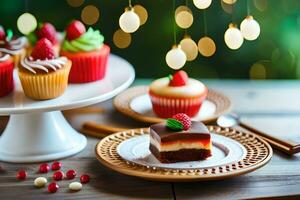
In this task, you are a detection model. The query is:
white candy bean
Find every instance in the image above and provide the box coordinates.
[69,182,82,191]
[34,177,47,188]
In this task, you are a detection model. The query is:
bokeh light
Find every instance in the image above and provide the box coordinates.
[119,8,140,33]
[198,36,216,57]
[67,0,84,7]
[133,5,148,26]
[254,0,268,12]
[17,13,37,35]
[113,29,131,49]
[81,5,100,25]
[222,0,237,5]
[250,62,266,79]
[180,36,198,61]
[175,6,193,29]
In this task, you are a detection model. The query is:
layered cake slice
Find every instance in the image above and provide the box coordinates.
[149,113,212,163]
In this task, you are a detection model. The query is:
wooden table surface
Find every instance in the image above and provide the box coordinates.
[1,79,300,200]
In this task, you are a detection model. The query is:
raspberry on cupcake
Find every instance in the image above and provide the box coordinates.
[149,70,207,118]
[60,20,110,83]
[0,25,27,68]
[26,22,60,56]
[0,52,14,97]
[18,38,71,100]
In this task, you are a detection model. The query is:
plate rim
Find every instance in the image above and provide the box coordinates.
[95,126,273,182]
[113,86,232,124]
[116,134,247,170]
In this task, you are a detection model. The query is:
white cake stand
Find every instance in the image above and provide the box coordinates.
[0,54,135,163]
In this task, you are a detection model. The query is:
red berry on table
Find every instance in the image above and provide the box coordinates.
[36,22,57,44]
[172,113,191,130]
[66,169,76,179]
[16,170,27,180]
[48,182,59,193]
[53,171,64,181]
[66,20,86,41]
[169,70,188,87]
[51,161,62,171]
[80,174,90,184]
[39,163,50,173]
[31,38,55,60]
[0,25,6,40]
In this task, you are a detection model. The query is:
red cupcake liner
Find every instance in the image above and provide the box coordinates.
[61,45,110,83]
[149,91,207,118]
[0,59,14,97]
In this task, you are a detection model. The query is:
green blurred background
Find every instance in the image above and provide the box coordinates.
[1,0,300,79]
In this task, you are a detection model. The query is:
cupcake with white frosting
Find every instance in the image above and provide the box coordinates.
[18,38,71,100]
[149,70,207,118]
[0,52,14,97]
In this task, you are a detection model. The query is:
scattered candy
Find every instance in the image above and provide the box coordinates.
[48,182,59,193]
[34,177,47,187]
[39,163,50,173]
[69,182,82,191]
[16,170,27,180]
[53,171,64,181]
[80,174,90,184]
[51,161,62,171]
[66,169,76,179]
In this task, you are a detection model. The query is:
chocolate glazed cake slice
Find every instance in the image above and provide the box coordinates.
[149,113,212,163]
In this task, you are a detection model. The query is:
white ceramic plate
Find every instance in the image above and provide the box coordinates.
[117,134,247,170]
[130,94,217,121]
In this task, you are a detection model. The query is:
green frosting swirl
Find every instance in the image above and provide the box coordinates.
[62,27,104,52]
[166,119,183,131]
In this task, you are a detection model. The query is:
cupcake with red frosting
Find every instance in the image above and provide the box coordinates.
[0,52,14,97]
[26,22,60,56]
[18,38,71,100]
[0,25,27,68]
[60,20,110,83]
[149,70,207,118]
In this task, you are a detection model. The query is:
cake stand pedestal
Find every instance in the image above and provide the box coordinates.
[0,54,135,163]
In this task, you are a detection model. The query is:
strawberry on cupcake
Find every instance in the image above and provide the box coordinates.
[60,20,110,83]
[149,70,208,118]
[27,22,60,56]
[18,38,71,100]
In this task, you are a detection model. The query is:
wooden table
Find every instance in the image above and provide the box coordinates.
[1,80,300,200]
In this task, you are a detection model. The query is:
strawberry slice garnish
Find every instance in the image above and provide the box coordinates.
[169,70,188,86]
[0,25,6,41]
[66,20,86,41]
[31,38,55,60]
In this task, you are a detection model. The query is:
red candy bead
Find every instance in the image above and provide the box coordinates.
[39,163,50,173]
[80,174,90,184]
[48,182,59,193]
[16,170,27,180]
[53,171,64,181]
[66,169,76,179]
[51,161,62,171]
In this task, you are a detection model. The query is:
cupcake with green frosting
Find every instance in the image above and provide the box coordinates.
[60,20,110,83]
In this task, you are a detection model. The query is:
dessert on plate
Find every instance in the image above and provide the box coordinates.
[149,70,207,118]
[149,113,212,163]
[0,25,27,67]
[26,22,60,56]
[18,38,71,100]
[0,52,14,97]
[60,20,110,83]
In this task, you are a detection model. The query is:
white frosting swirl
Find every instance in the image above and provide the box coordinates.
[0,37,27,55]
[21,56,68,74]
[0,53,10,62]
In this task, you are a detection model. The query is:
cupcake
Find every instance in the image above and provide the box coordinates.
[0,52,14,97]
[60,20,110,83]
[26,22,60,56]
[149,70,207,118]
[18,38,71,100]
[0,25,27,68]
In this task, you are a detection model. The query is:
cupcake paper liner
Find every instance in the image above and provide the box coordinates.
[61,44,110,83]
[18,61,71,100]
[149,91,207,118]
[0,59,14,97]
